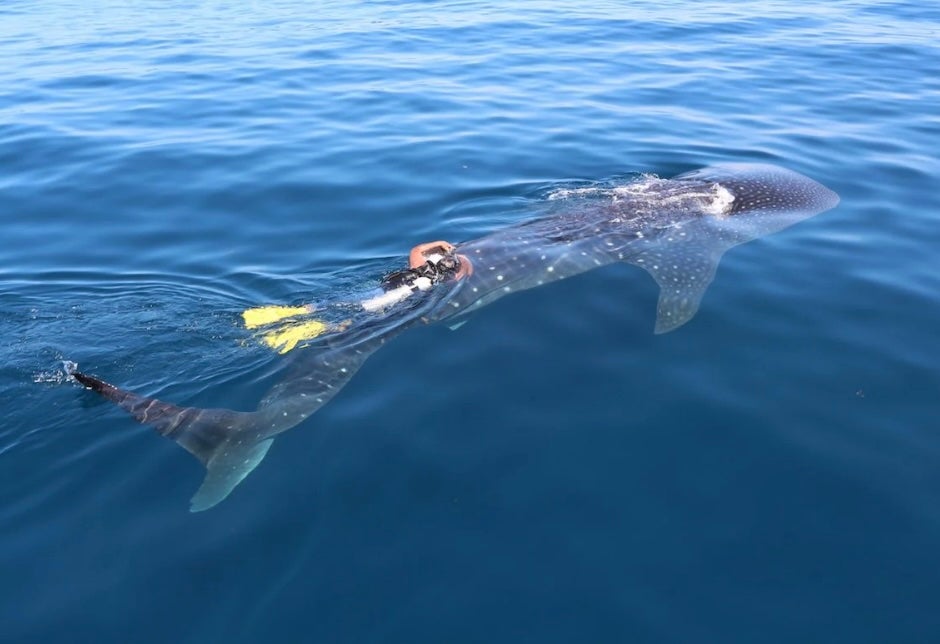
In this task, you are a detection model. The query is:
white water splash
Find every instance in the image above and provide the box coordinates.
[32,360,78,385]
[549,176,736,216]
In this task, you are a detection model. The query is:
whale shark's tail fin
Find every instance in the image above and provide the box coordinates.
[620,164,839,333]
[66,318,414,510]
[67,365,271,511]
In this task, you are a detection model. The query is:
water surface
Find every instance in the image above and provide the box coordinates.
[2,1,939,642]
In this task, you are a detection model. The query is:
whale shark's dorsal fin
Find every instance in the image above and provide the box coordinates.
[621,163,839,333]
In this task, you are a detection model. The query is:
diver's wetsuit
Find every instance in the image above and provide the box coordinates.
[383,251,462,289]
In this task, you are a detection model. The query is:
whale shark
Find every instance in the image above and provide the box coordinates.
[68,163,839,511]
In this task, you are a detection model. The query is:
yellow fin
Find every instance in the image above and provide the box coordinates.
[242,305,311,329]
[261,320,330,354]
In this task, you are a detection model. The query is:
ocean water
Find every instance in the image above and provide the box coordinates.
[2,0,939,641]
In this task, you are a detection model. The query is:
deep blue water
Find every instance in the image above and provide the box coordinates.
[3,0,940,641]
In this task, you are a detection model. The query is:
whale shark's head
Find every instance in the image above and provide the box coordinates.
[677,163,840,237]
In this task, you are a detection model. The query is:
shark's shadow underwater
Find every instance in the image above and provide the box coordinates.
[69,164,839,511]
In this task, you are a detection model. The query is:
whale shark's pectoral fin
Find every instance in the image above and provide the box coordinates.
[623,231,739,334]
[645,245,721,334]
[190,438,274,512]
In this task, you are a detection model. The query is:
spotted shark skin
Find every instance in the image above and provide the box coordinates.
[69,164,838,511]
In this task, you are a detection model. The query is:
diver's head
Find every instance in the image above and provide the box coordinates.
[409,241,456,269]
[406,239,473,281]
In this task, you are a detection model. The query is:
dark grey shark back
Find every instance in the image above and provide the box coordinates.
[69,163,839,510]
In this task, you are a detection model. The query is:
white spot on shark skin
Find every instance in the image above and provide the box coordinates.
[547,266,554,273]
[497,275,504,281]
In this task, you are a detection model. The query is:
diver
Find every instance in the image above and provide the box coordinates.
[361,241,473,312]
[243,240,473,353]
